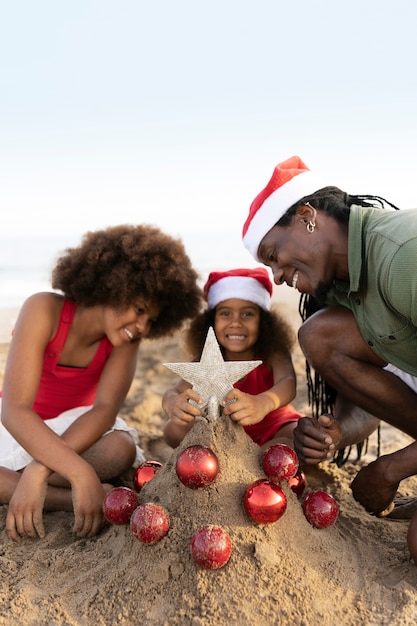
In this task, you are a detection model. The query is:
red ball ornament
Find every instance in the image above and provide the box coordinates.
[133,460,162,492]
[191,525,232,570]
[288,469,307,499]
[130,502,170,544]
[302,490,339,528]
[243,479,287,524]
[261,443,299,482]
[102,486,139,525]
[175,445,219,489]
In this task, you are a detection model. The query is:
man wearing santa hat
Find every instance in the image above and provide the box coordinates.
[242,155,417,561]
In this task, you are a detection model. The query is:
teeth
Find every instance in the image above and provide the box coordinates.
[228,335,244,340]
[125,328,133,340]
[292,272,298,289]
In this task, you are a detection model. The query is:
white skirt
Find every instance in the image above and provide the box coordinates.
[0,402,145,471]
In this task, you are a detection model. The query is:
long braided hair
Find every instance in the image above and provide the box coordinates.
[279,186,400,465]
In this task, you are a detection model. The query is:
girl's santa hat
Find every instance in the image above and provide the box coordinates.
[242,155,325,261]
[204,267,273,311]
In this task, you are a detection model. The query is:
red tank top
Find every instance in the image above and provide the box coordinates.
[233,363,302,446]
[32,299,113,419]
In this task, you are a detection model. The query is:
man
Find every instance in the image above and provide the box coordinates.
[241,156,417,536]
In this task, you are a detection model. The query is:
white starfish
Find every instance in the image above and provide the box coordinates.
[164,327,261,418]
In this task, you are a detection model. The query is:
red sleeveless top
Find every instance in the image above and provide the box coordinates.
[234,363,302,446]
[32,300,113,420]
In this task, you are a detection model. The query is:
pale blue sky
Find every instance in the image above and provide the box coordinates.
[1,0,417,255]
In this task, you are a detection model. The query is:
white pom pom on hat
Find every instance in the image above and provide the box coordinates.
[204,267,273,311]
[242,155,326,261]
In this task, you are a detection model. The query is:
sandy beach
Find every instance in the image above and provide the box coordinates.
[1,294,417,625]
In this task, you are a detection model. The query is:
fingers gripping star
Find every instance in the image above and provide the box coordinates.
[163,327,261,417]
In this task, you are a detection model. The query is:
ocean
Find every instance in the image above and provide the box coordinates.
[0,232,299,343]
[0,229,261,310]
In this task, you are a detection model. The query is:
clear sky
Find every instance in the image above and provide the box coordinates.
[1,0,417,252]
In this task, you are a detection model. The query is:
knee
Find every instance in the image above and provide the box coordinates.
[110,431,137,470]
[298,310,333,360]
[85,431,137,480]
[298,307,357,362]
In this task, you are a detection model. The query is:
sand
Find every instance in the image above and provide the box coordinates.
[1,295,417,626]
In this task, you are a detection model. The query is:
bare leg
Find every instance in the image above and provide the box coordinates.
[1,431,135,511]
[48,431,137,488]
[0,467,73,511]
[298,307,417,439]
[299,307,417,519]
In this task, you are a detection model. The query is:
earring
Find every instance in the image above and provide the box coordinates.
[306,220,315,233]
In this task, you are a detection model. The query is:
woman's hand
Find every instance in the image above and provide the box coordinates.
[6,462,50,540]
[70,467,108,537]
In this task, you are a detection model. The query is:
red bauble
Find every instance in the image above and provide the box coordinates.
[130,502,170,544]
[261,443,299,482]
[288,469,307,499]
[133,461,162,492]
[191,525,232,570]
[102,486,139,525]
[302,490,339,528]
[243,479,287,524]
[175,445,219,489]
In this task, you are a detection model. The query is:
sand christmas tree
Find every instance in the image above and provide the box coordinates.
[99,328,344,624]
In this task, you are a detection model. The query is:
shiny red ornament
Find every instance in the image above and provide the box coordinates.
[261,443,299,482]
[302,490,339,528]
[288,469,307,499]
[133,460,162,492]
[243,479,287,524]
[175,445,219,489]
[191,525,232,570]
[102,486,139,525]
[130,502,170,544]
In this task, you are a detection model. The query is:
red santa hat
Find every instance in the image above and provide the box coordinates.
[204,267,273,311]
[242,155,325,260]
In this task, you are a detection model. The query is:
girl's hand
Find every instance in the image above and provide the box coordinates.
[222,389,271,426]
[6,462,49,541]
[162,387,203,448]
[166,389,202,428]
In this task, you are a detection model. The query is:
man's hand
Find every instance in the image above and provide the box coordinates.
[293,414,342,465]
[350,456,399,516]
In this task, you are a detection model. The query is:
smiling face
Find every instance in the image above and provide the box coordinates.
[107,297,161,346]
[214,298,261,361]
[257,204,344,302]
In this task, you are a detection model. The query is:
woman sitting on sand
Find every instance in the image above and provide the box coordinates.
[162,267,303,451]
[0,224,202,541]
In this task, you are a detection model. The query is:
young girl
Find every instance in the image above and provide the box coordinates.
[162,267,303,451]
[0,224,202,541]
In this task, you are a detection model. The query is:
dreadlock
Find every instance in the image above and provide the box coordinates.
[289,187,400,466]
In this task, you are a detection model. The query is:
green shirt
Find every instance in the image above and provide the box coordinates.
[327,205,417,375]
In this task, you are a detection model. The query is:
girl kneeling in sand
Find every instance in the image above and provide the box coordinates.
[163,267,303,450]
[0,224,201,541]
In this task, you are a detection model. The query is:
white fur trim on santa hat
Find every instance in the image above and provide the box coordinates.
[243,170,324,261]
[207,276,271,310]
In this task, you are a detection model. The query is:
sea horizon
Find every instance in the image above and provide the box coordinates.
[1,230,300,343]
